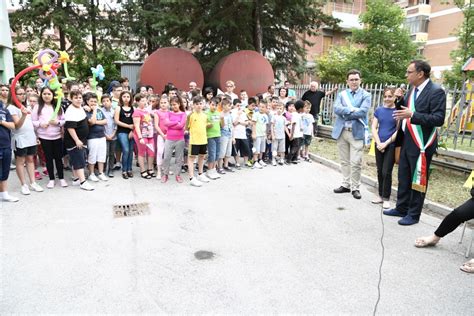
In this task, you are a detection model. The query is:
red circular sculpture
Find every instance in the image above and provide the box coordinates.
[208,50,274,97]
[139,47,204,93]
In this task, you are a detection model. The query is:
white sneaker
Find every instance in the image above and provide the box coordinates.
[190,177,203,187]
[2,194,19,202]
[272,159,277,166]
[252,161,262,169]
[206,170,218,180]
[59,179,68,187]
[97,173,109,181]
[213,169,221,179]
[383,201,391,209]
[47,180,55,189]
[80,181,95,191]
[88,174,99,182]
[72,178,81,186]
[21,184,31,195]
[30,182,44,192]
[259,160,267,167]
[197,174,210,183]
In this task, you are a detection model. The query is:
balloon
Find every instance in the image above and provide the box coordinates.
[90,64,105,95]
[59,51,76,81]
[50,89,63,121]
[48,77,61,91]
[10,64,42,109]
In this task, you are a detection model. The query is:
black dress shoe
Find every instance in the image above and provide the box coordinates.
[352,190,362,199]
[334,186,351,193]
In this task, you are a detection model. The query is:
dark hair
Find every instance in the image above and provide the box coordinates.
[221,98,231,107]
[295,100,305,111]
[347,69,361,79]
[69,90,82,99]
[285,100,295,110]
[203,86,214,97]
[248,97,257,106]
[119,91,132,107]
[134,93,147,103]
[162,83,175,95]
[278,87,288,98]
[146,85,153,90]
[38,87,61,115]
[267,85,274,91]
[192,95,203,104]
[119,77,129,84]
[83,92,98,104]
[66,81,79,91]
[233,98,241,106]
[169,96,185,112]
[101,94,111,102]
[410,60,431,78]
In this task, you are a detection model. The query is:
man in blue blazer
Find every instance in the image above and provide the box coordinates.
[384,60,446,225]
[332,69,371,199]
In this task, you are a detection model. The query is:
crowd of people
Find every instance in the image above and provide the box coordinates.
[0,78,319,199]
[1,60,472,272]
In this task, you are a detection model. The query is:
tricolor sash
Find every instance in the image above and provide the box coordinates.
[341,90,370,145]
[403,91,437,193]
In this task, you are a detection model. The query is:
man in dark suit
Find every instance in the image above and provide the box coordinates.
[383,60,446,226]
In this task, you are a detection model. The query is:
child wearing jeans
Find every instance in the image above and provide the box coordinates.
[217,98,234,173]
[63,91,94,191]
[271,103,287,166]
[161,96,187,183]
[132,93,155,179]
[84,92,108,182]
[301,101,315,162]
[187,96,209,187]
[206,98,221,180]
[101,95,117,178]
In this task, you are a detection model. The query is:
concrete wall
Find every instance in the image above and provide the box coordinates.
[0,0,15,84]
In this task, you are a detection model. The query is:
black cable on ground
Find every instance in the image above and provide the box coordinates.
[372,200,386,315]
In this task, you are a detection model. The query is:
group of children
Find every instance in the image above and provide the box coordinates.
[0,80,317,201]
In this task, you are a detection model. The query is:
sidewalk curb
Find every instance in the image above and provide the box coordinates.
[308,153,453,217]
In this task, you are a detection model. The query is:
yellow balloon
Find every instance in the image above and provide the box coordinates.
[32,52,40,65]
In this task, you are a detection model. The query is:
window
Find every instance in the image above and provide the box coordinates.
[405,15,429,34]
[323,36,333,54]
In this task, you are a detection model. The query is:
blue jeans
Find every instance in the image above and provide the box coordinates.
[207,137,220,163]
[117,132,134,172]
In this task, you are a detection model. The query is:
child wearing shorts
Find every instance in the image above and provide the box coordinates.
[84,92,108,182]
[187,96,209,187]
[64,91,94,191]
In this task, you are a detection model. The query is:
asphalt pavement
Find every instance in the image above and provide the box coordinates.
[0,159,472,314]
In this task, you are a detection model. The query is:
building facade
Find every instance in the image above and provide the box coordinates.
[398,0,465,79]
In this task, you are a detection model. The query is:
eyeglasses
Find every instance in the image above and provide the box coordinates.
[348,79,360,82]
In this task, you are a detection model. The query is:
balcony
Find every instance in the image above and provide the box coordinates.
[412,32,428,43]
[406,4,431,16]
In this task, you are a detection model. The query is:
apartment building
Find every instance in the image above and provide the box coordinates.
[398,0,465,79]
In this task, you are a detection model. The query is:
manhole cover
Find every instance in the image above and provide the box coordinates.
[337,207,345,211]
[113,202,150,218]
[194,250,215,260]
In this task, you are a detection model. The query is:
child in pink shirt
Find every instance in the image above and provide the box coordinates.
[133,94,155,179]
[153,96,169,177]
[161,96,187,183]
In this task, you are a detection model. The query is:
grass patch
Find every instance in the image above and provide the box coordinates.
[310,138,470,208]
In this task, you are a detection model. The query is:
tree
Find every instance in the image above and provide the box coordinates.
[443,0,474,87]
[9,0,124,85]
[350,0,418,83]
[316,45,360,83]
[160,0,337,73]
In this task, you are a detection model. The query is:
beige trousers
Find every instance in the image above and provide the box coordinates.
[337,130,364,190]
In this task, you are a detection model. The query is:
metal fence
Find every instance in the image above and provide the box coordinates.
[291,83,473,148]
